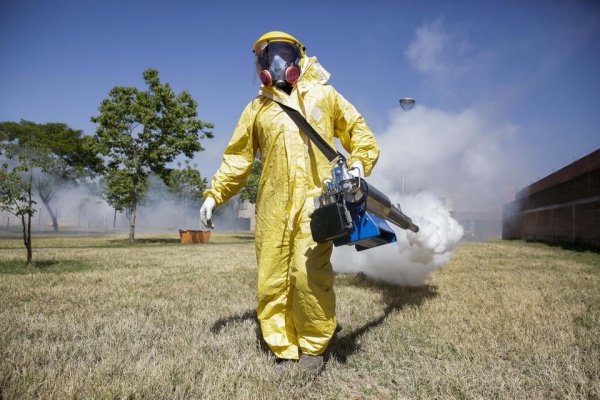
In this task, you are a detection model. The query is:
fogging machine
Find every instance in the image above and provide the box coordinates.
[278,103,419,251]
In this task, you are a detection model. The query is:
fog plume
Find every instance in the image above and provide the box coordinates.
[372,105,521,211]
[332,104,524,285]
[333,192,463,286]
[1,181,206,234]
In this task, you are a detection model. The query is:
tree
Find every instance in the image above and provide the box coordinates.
[0,121,102,231]
[91,68,213,242]
[239,156,262,204]
[0,152,37,264]
[100,169,149,230]
[168,164,207,227]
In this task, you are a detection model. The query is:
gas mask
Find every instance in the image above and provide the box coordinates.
[256,41,302,89]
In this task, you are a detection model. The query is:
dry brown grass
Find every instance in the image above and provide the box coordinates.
[0,235,598,399]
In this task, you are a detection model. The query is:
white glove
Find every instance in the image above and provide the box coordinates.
[348,161,364,179]
[200,197,216,229]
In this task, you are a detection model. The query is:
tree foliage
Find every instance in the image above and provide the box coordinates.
[0,152,37,264]
[168,165,207,227]
[168,165,207,207]
[91,68,213,242]
[101,169,148,215]
[239,156,262,204]
[0,120,102,231]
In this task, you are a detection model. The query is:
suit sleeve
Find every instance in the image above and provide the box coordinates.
[331,87,380,176]
[203,101,258,206]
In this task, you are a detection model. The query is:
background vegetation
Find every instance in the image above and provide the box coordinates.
[0,236,598,399]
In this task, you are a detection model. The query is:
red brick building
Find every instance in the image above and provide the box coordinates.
[503,148,600,248]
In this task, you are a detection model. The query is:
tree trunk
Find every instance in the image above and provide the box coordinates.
[129,184,138,243]
[20,214,31,264]
[129,206,136,242]
[27,209,32,264]
[47,203,58,232]
[23,171,34,264]
[38,191,58,232]
[113,209,117,230]
[40,193,58,232]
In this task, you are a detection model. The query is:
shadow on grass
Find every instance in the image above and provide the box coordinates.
[106,235,255,246]
[207,234,256,245]
[0,259,95,274]
[524,239,600,254]
[108,237,183,246]
[327,274,439,363]
[210,274,439,363]
[210,309,258,334]
[210,309,272,355]
[229,235,256,241]
[33,260,60,268]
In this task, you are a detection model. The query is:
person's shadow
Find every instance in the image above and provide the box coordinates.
[209,273,438,362]
[210,309,271,355]
[326,273,438,363]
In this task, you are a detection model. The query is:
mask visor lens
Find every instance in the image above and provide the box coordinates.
[257,41,300,70]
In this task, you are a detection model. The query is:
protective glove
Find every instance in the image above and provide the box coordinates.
[348,161,364,179]
[200,196,216,229]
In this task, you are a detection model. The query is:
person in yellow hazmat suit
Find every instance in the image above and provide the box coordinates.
[200,31,380,374]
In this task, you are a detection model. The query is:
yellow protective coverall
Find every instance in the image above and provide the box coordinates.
[204,56,380,360]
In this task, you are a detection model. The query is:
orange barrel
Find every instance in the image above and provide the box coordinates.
[179,230,211,244]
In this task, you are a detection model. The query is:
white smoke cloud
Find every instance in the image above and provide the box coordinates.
[331,102,524,285]
[405,18,453,76]
[333,192,463,286]
[372,105,520,212]
[405,18,489,95]
[8,183,204,234]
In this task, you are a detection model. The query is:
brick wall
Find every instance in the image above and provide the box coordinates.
[503,148,600,248]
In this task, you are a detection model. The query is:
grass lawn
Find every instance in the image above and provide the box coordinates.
[0,233,598,399]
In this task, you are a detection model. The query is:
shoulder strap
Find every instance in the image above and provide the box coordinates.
[277,102,344,163]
